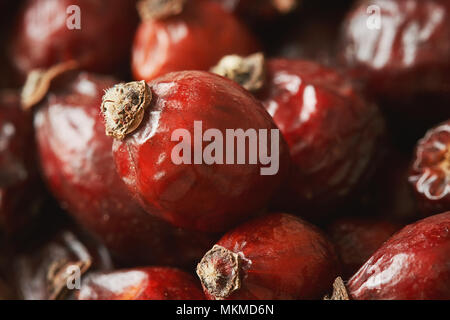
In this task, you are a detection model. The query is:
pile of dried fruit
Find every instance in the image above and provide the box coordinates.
[0,0,449,300]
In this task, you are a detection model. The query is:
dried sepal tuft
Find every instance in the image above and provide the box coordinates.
[21,60,79,110]
[196,245,242,300]
[324,277,350,300]
[137,0,186,21]
[101,80,152,140]
[211,53,266,92]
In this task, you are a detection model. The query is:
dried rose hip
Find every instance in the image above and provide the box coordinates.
[78,267,204,300]
[212,55,385,218]
[340,0,450,125]
[346,212,450,300]
[196,213,340,300]
[9,0,138,79]
[103,71,290,232]
[409,120,450,215]
[0,91,42,235]
[327,218,400,279]
[13,229,113,300]
[131,0,259,81]
[32,71,215,267]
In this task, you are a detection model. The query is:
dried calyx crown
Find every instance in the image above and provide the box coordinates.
[101,81,152,140]
[323,277,350,300]
[196,245,243,300]
[137,0,187,21]
[21,60,79,110]
[211,52,266,92]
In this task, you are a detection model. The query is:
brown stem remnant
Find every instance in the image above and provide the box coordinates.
[324,277,350,300]
[196,245,243,300]
[21,60,79,110]
[101,81,152,140]
[137,0,186,21]
[46,232,93,300]
[211,53,266,92]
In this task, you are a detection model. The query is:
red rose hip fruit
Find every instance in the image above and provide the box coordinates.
[212,55,385,217]
[347,212,450,300]
[340,0,450,124]
[131,0,259,81]
[33,71,215,267]
[327,218,400,279]
[78,267,204,300]
[104,71,290,232]
[9,0,138,79]
[196,213,340,300]
[409,120,450,215]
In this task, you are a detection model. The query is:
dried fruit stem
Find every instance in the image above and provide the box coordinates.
[211,53,266,92]
[324,277,350,300]
[101,81,152,140]
[196,245,242,300]
[137,0,186,21]
[21,60,79,110]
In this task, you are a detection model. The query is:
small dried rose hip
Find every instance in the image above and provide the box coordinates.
[33,71,215,267]
[78,267,204,300]
[9,0,138,79]
[197,213,340,300]
[212,55,385,218]
[327,218,400,279]
[105,71,290,233]
[409,120,450,215]
[346,212,450,300]
[340,0,450,125]
[131,0,259,81]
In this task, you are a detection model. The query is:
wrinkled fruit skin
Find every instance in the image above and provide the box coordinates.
[9,0,138,79]
[409,120,450,216]
[347,212,450,300]
[113,71,290,233]
[198,213,340,300]
[327,218,400,279]
[13,229,112,300]
[340,0,450,125]
[132,0,259,81]
[0,91,42,235]
[259,59,385,217]
[34,72,215,267]
[78,267,205,300]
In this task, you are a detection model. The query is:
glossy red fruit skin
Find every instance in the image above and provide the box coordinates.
[9,0,138,79]
[78,267,205,300]
[258,59,385,217]
[0,91,42,234]
[112,71,290,233]
[131,0,259,81]
[199,213,340,300]
[409,120,450,216]
[327,218,400,279]
[34,72,215,267]
[340,0,450,123]
[347,212,450,300]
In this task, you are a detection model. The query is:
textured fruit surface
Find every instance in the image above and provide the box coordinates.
[0,91,42,234]
[347,212,450,300]
[197,213,340,300]
[112,71,290,232]
[34,72,215,267]
[132,0,258,81]
[259,59,385,216]
[78,267,204,300]
[409,120,450,215]
[340,0,450,123]
[327,218,400,279]
[9,0,138,79]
